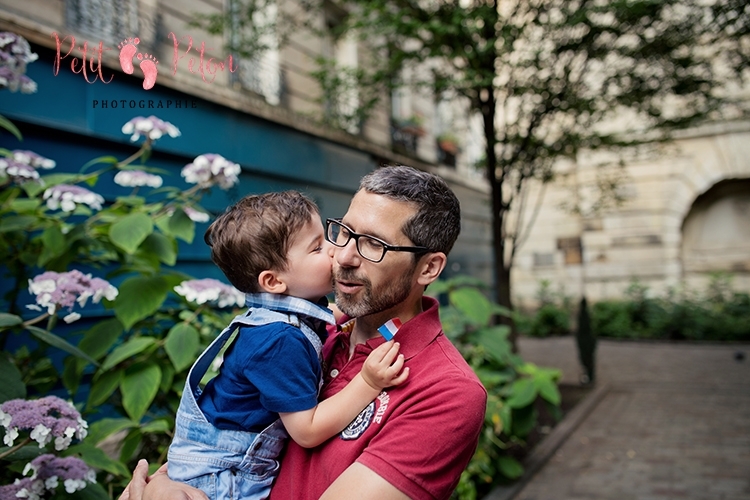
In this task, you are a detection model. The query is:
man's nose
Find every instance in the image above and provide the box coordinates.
[335,238,361,266]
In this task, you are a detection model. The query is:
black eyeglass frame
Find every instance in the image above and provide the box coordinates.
[325,218,432,263]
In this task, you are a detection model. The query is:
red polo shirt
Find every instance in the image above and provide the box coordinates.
[270,297,487,500]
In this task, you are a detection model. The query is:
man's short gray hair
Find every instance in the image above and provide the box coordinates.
[358,165,461,255]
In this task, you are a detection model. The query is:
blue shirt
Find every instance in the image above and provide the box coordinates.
[198,293,335,432]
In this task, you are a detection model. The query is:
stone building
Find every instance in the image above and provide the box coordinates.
[511,121,750,308]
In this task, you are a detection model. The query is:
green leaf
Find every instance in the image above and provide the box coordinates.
[26,325,99,366]
[168,208,195,243]
[109,212,154,254]
[535,376,561,406]
[121,363,161,422]
[85,417,136,445]
[78,318,124,360]
[506,377,538,409]
[62,356,87,395]
[141,418,171,434]
[0,215,37,233]
[164,323,200,372]
[498,456,524,479]
[66,481,111,500]
[450,287,493,326]
[100,337,156,372]
[80,155,119,173]
[87,369,123,408]
[113,276,169,330]
[9,198,41,212]
[39,173,80,187]
[0,354,25,402]
[0,313,22,328]
[140,232,177,266]
[0,114,22,141]
[473,325,512,365]
[38,226,66,265]
[67,443,131,477]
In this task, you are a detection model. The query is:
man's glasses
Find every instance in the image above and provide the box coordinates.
[325,218,431,263]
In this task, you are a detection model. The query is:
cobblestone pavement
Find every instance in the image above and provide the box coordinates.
[511,337,750,500]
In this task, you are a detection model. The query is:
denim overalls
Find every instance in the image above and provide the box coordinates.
[168,307,325,500]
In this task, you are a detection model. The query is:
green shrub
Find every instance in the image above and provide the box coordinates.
[428,278,561,500]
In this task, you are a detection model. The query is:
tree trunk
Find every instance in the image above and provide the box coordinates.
[480,85,517,350]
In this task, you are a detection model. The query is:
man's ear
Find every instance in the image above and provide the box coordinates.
[258,270,288,294]
[416,252,447,287]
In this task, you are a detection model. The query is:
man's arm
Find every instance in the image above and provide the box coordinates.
[319,463,410,500]
[118,461,207,500]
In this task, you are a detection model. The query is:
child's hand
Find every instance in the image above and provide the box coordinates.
[361,341,409,390]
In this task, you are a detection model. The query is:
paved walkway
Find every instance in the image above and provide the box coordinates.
[494,337,750,500]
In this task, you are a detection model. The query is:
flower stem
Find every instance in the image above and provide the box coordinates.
[0,437,32,460]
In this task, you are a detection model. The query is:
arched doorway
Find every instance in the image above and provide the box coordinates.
[681,178,750,280]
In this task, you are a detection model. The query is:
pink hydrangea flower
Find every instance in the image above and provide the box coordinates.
[0,396,88,450]
[174,278,244,308]
[27,269,118,318]
[121,115,181,142]
[42,184,104,212]
[114,170,164,188]
[181,154,241,190]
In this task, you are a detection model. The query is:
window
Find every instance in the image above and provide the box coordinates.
[66,0,138,43]
[230,0,284,105]
[321,5,360,133]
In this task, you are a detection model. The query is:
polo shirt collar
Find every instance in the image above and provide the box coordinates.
[335,296,443,359]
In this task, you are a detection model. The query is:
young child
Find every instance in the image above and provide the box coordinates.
[167,191,408,500]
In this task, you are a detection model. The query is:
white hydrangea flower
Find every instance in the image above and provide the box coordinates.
[184,206,210,223]
[0,408,11,427]
[174,278,244,308]
[43,185,104,212]
[64,478,88,493]
[181,154,240,190]
[4,426,18,446]
[30,424,51,447]
[22,462,38,479]
[44,476,58,490]
[63,312,81,324]
[122,116,181,142]
[114,170,164,188]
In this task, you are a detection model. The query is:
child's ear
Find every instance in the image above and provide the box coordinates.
[258,270,288,294]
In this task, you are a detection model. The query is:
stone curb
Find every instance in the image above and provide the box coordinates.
[482,382,611,500]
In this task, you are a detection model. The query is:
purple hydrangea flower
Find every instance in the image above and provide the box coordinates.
[0,157,39,182]
[42,184,104,212]
[174,278,244,308]
[121,115,181,142]
[0,32,38,94]
[0,454,96,499]
[27,270,118,317]
[12,150,56,169]
[114,170,164,188]
[181,154,241,190]
[0,396,88,450]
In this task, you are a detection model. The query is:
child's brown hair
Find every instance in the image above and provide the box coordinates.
[204,191,319,293]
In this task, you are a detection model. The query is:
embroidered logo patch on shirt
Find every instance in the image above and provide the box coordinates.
[340,401,375,440]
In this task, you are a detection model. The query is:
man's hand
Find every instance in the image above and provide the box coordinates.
[361,341,409,391]
[118,460,208,500]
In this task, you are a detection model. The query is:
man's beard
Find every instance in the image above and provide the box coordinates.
[333,264,415,319]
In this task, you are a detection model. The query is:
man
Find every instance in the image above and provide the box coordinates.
[123,165,487,499]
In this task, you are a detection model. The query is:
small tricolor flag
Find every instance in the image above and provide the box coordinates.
[377,318,402,341]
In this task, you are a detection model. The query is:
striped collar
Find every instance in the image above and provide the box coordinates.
[245,293,335,326]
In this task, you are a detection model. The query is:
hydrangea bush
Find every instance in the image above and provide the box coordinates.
[0,32,247,497]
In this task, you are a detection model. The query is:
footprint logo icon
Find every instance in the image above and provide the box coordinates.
[137,53,159,90]
[117,37,140,75]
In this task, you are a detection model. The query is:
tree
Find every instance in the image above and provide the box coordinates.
[197,0,750,345]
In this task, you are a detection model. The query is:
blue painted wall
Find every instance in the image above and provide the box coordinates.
[1,44,377,309]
